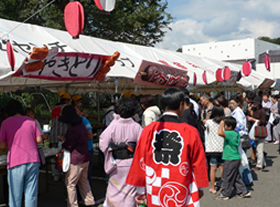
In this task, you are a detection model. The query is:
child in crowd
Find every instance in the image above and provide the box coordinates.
[215,116,251,200]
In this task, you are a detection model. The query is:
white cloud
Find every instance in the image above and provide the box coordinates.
[156,0,280,50]
[156,19,213,50]
[239,19,280,38]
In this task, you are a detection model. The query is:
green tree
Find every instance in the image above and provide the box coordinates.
[0,0,173,47]
[258,36,280,45]
[176,48,182,52]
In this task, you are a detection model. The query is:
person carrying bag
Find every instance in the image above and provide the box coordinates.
[247,96,267,171]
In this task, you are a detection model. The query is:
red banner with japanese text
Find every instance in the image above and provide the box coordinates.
[12,50,114,81]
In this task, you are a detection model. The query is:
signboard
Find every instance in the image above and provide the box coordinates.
[12,51,112,81]
[134,60,190,88]
[272,79,280,90]
[258,78,275,90]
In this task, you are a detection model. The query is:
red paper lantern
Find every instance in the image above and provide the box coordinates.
[202,71,207,84]
[223,66,231,81]
[193,73,197,86]
[215,68,223,82]
[265,54,270,71]
[242,61,251,76]
[64,1,84,39]
[6,41,15,71]
[94,0,116,12]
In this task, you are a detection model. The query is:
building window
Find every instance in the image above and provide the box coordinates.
[227,55,230,58]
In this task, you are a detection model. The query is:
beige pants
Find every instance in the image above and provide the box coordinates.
[65,162,95,207]
[255,139,267,168]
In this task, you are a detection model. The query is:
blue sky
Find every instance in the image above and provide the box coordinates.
[156,0,280,51]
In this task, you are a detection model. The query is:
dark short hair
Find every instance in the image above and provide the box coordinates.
[210,104,225,124]
[113,100,120,114]
[246,91,256,100]
[216,96,228,108]
[180,88,190,105]
[230,94,241,104]
[60,98,69,104]
[271,95,279,100]
[140,95,155,108]
[118,98,136,118]
[180,88,190,96]
[188,102,194,113]
[236,93,244,104]
[25,108,35,115]
[161,88,185,111]
[5,99,24,117]
[224,116,237,130]
[263,91,270,97]
[184,96,190,106]
[264,90,271,96]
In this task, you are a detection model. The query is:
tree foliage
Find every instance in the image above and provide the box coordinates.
[258,36,280,45]
[176,48,182,53]
[0,0,173,47]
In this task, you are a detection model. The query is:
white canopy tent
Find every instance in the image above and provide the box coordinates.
[0,18,274,95]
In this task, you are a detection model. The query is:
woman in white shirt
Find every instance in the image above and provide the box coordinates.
[205,104,225,194]
[140,95,161,128]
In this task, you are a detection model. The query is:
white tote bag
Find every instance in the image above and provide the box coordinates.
[268,113,275,125]
[248,120,259,141]
[63,149,71,172]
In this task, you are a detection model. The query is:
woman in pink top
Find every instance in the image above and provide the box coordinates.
[0,99,42,207]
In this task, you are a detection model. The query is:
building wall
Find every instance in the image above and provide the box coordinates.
[256,62,280,79]
[182,38,279,62]
[254,39,280,62]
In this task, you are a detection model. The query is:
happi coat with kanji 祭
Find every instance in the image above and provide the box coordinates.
[126,114,209,207]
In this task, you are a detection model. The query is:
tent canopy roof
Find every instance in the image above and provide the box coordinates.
[0,18,274,94]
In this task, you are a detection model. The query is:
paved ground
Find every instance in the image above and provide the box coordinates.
[0,143,279,207]
[200,142,280,207]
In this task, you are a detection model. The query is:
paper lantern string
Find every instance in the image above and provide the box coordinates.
[64,1,85,39]
[223,66,231,81]
[216,68,223,82]
[202,71,207,84]
[242,61,251,76]
[94,0,116,13]
[265,53,270,72]
[6,40,15,71]
[193,73,197,86]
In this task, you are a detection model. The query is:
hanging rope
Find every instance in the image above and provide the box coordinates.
[0,0,57,40]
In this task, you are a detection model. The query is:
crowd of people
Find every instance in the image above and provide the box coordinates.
[0,93,97,207]
[0,88,278,207]
[100,88,280,206]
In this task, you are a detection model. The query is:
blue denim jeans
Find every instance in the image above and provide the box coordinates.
[8,162,40,207]
[88,150,94,194]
